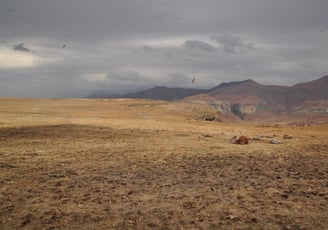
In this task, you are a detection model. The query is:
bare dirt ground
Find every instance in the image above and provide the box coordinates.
[0,98,327,229]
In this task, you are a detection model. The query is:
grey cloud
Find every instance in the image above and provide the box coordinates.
[183,40,216,52]
[0,0,328,97]
[149,6,182,22]
[142,46,153,51]
[183,57,196,63]
[0,68,86,98]
[13,43,30,52]
[106,71,145,82]
[165,51,174,60]
[211,35,256,54]
[132,46,153,54]
[78,70,154,95]
[141,46,153,52]
[166,72,190,86]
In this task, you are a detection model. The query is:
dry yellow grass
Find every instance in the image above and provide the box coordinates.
[0,98,327,229]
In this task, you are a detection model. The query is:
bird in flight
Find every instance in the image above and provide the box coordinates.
[191,78,196,84]
[62,45,66,48]
[8,8,15,12]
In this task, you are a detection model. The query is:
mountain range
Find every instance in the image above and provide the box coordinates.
[90,76,328,123]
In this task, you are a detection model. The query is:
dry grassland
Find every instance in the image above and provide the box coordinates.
[0,98,327,229]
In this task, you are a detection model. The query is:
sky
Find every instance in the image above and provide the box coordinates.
[1,0,328,97]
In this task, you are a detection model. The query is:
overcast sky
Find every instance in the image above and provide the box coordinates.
[1,0,328,97]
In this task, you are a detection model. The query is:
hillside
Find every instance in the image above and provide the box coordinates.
[90,76,328,123]
[122,86,205,101]
[185,76,328,121]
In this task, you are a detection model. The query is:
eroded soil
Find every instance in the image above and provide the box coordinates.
[1,124,328,229]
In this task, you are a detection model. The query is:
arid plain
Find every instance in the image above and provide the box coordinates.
[0,98,327,229]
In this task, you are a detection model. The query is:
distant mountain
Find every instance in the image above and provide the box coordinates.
[90,86,205,101]
[207,79,289,111]
[184,76,328,121]
[89,75,328,122]
[284,75,328,107]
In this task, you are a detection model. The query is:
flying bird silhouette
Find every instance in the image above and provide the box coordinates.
[62,45,66,48]
[191,78,196,84]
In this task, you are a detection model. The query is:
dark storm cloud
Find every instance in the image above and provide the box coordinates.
[13,43,30,52]
[0,0,328,97]
[2,0,328,41]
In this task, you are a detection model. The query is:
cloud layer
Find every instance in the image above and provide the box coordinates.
[1,0,328,97]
